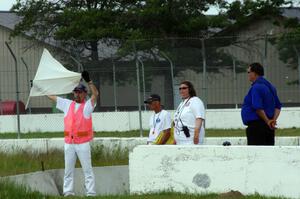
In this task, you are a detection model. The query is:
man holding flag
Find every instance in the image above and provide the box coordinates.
[48,71,99,196]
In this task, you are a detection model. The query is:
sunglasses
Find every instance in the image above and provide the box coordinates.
[179,87,188,90]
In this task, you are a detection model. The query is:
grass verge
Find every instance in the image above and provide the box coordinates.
[0,128,299,139]
[0,180,290,199]
[0,146,128,177]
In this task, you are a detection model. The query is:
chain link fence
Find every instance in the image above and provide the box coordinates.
[1,35,300,116]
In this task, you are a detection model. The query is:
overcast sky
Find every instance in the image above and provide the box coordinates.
[0,0,16,11]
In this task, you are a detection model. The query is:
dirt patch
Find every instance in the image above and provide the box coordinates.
[218,190,244,199]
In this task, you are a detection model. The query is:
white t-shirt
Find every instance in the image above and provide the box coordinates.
[148,109,172,143]
[174,96,205,145]
[56,97,95,118]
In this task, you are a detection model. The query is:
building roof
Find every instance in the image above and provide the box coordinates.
[0,11,65,51]
[0,11,22,30]
[280,7,300,21]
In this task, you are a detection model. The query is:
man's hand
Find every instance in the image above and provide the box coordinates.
[267,119,276,130]
[269,120,277,130]
[82,71,91,82]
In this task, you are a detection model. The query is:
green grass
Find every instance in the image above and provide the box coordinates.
[0,150,62,177]
[0,181,290,199]
[0,128,299,139]
[0,131,148,139]
[0,146,128,177]
[206,128,300,137]
[0,180,46,199]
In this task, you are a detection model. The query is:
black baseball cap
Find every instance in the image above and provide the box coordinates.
[144,94,161,104]
[73,83,87,92]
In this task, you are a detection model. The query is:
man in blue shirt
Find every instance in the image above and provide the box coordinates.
[241,62,282,145]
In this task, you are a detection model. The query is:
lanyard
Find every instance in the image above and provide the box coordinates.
[175,98,191,132]
[152,111,162,132]
[175,97,191,119]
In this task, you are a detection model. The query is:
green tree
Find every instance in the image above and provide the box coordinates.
[11,0,230,59]
[11,0,133,61]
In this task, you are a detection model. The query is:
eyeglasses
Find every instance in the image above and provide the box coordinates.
[179,87,188,90]
[74,90,83,93]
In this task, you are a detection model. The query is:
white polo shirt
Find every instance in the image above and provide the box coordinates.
[56,97,94,118]
[174,96,205,145]
[148,109,172,143]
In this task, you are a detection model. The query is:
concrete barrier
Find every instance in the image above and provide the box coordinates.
[0,138,147,153]
[2,166,129,196]
[129,145,300,199]
[0,137,299,154]
[0,107,300,133]
[2,137,300,198]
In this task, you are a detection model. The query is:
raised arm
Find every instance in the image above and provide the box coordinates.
[82,71,99,104]
[47,95,57,102]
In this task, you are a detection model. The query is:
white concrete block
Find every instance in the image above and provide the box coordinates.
[204,137,299,146]
[0,137,298,154]
[129,145,300,199]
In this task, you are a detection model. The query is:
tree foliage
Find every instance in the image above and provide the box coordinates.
[10,0,293,76]
[11,0,227,60]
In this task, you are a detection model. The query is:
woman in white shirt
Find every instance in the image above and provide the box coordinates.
[174,81,205,145]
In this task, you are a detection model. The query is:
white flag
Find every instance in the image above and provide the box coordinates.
[26,49,81,108]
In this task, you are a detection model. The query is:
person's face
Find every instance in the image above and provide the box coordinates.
[147,101,159,110]
[247,67,258,82]
[179,84,189,99]
[73,90,86,103]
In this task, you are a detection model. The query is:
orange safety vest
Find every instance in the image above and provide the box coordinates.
[64,101,93,144]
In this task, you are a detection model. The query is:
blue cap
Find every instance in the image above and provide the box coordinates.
[73,83,87,92]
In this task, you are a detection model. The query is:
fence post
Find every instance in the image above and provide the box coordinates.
[133,42,143,137]
[112,58,118,111]
[5,41,20,139]
[21,57,32,114]
[70,56,84,72]
[201,38,207,109]
[232,58,238,109]
[137,57,146,111]
[263,33,268,77]
[160,51,176,109]
[293,46,300,92]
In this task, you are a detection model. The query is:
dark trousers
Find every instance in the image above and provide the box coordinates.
[246,120,275,145]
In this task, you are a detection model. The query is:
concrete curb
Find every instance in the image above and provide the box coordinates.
[2,165,129,196]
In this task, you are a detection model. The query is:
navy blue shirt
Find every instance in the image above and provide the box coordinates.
[241,76,282,125]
